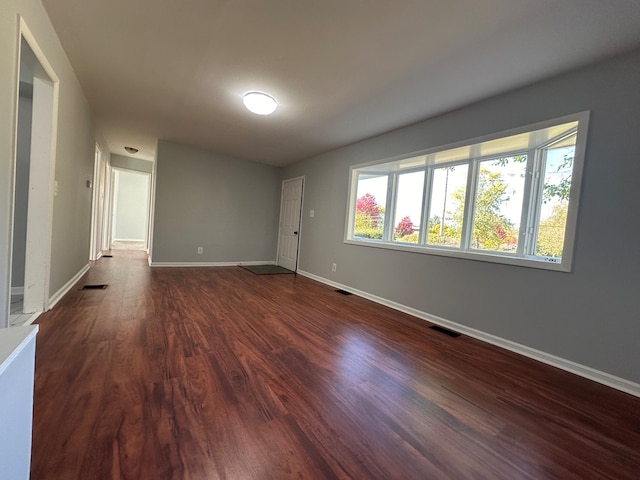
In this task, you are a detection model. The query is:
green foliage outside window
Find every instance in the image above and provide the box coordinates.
[468,169,517,251]
[536,203,567,257]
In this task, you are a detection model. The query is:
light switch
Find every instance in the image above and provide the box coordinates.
[310,210,315,217]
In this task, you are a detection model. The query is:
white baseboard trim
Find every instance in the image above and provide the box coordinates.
[149,260,276,268]
[47,263,90,310]
[11,286,24,296]
[297,269,640,398]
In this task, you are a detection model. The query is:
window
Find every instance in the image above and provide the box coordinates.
[353,174,387,240]
[470,155,526,253]
[427,164,468,248]
[393,171,424,244]
[345,112,589,271]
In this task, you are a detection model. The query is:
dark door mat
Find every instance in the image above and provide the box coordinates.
[102,254,113,258]
[336,289,352,295]
[240,265,294,275]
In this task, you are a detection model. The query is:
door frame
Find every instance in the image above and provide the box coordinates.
[276,176,304,272]
[89,142,105,260]
[109,167,152,249]
[7,18,59,321]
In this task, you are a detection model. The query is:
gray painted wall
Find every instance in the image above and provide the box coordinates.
[283,48,640,384]
[110,154,153,174]
[47,68,94,299]
[1,0,95,327]
[152,140,280,263]
[113,170,148,241]
[11,88,32,289]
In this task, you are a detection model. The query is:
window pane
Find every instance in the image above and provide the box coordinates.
[471,156,527,252]
[354,174,387,239]
[536,142,575,258]
[393,171,424,243]
[427,164,469,247]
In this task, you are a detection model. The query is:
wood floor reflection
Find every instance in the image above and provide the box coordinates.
[31,251,640,479]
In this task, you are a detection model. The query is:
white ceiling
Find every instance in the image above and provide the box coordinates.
[41,0,640,166]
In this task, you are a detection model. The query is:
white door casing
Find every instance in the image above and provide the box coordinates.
[110,168,151,244]
[19,20,59,316]
[89,143,103,260]
[277,177,303,271]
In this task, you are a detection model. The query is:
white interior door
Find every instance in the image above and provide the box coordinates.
[277,177,303,271]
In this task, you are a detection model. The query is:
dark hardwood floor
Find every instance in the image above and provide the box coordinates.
[30,251,640,479]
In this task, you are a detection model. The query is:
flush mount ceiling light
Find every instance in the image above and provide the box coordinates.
[243,91,278,115]
[124,146,139,154]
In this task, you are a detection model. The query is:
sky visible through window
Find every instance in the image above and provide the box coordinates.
[357,145,574,237]
[542,146,574,218]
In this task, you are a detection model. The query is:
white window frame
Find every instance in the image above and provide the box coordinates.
[344,111,590,272]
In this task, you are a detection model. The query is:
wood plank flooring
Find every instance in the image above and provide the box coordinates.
[30,251,640,479]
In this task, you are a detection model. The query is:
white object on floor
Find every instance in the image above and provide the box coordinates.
[0,325,39,480]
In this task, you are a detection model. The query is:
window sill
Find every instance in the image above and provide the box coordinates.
[344,238,571,272]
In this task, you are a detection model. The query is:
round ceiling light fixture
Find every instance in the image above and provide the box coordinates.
[243,91,278,115]
[124,146,139,154]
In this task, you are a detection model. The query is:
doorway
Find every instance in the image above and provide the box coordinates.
[109,169,151,251]
[276,177,304,271]
[9,21,58,327]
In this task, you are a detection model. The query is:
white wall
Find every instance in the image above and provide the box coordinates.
[282,48,640,387]
[0,0,95,327]
[113,169,149,241]
[110,154,153,174]
[10,86,32,290]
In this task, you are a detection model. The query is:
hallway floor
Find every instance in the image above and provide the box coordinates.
[110,240,146,250]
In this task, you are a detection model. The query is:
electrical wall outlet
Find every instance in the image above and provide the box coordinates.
[332,263,337,272]
[197,247,203,255]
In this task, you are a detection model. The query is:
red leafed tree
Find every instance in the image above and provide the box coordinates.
[395,216,414,237]
[356,193,382,227]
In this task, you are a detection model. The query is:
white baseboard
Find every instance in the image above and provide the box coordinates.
[11,286,24,296]
[47,263,90,310]
[149,260,276,268]
[297,269,640,398]
[88,251,102,261]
